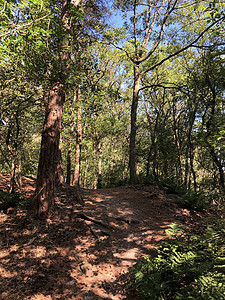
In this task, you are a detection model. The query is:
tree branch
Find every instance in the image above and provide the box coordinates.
[0,15,51,38]
[142,16,225,75]
[136,0,178,64]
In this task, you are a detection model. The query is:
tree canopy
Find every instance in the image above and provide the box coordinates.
[0,0,224,208]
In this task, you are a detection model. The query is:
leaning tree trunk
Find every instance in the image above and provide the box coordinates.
[129,66,141,185]
[33,87,64,219]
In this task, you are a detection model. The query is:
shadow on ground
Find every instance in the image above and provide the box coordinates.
[0,175,215,299]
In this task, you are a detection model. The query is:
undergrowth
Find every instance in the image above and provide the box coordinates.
[141,175,212,210]
[128,222,225,299]
[0,190,27,212]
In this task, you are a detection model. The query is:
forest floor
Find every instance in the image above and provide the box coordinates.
[0,173,219,300]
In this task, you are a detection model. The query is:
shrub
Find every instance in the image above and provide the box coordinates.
[0,190,27,212]
[179,190,211,210]
[128,222,225,299]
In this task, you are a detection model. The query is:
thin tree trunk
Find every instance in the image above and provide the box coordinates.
[55,144,65,187]
[129,66,141,185]
[66,148,71,185]
[84,159,89,188]
[184,147,189,187]
[73,90,82,186]
[97,143,102,189]
[9,158,16,194]
[172,101,183,183]
[208,145,225,194]
[33,88,64,219]
[189,147,197,191]
[144,94,159,178]
[17,156,22,188]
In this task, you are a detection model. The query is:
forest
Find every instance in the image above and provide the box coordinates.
[0,0,225,299]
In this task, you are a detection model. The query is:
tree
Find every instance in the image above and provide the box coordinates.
[108,0,225,184]
[33,0,82,218]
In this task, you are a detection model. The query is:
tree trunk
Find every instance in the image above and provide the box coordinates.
[9,158,16,194]
[66,148,71,185]
[73,90,82,186]
[129,65,141,185]
[55,144,65,187]
[209,145,225,194]
[172,101,183,183]
[17,156,22,188]
[184,147,189,187]
[97,143,102,189]
[83,159,89,188]
[144,94,159,178]
[189,147,197,191]
[33,87,64,219]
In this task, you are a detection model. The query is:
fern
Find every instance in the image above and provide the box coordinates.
[128,221,225,299]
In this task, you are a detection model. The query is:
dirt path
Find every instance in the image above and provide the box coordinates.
[73,186,179,299]
[0,176,210,299]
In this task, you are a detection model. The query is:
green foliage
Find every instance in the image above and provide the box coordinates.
[0,190,27,212]
[159,178,187,196]
[141,175,210,210]
[128,222,225,299]
[178,190,211,210]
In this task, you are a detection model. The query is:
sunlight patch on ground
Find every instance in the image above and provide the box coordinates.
[114,248,139,259]
[124,233,142,243]
[0,265,17,278]
[24,294,52,300]
[116,207,135,216]
[0,250,9,258]
[30,246,47,258]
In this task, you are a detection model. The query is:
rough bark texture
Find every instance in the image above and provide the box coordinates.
[33,88,64,219]
[33,0,83,218]
[129,66,141,185]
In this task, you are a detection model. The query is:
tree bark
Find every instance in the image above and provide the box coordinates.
[55,144,65,187]
[73,89,82,186]
[33,87,64,219]
[66,148,71,185]
[144,93,159,178]
[129,65,141,184]
[208,144,225,194]
[9,158,16,194]
[172,100,183,183]
[97,143,102,189]
[33,0,82,218]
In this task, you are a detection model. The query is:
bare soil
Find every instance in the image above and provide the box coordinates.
[0,174,217,299]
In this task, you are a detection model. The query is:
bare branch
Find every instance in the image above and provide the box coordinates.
[142,16,225,75]
[109,42,135,63]
[136,0,178,64]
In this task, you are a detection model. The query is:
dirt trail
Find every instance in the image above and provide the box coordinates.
[73,186,180,299]
[0,175,209,299]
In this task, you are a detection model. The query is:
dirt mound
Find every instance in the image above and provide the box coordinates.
[0,174,214,299]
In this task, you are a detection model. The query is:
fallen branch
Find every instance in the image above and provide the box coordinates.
[77,213,113,230]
